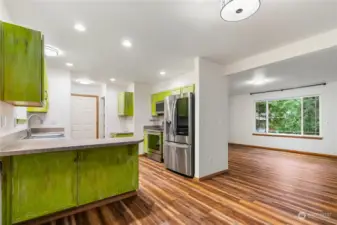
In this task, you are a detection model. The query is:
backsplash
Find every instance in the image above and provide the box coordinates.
[150,115,164,127]
[0,101,16,136]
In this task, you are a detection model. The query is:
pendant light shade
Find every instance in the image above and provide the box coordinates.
[220,0,261,22]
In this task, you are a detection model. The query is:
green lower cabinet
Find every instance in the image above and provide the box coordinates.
[110,133,134,138]
[144,130,148,153]
[1,145,139,224]
[78,145,138,205]
[11,151,78,223]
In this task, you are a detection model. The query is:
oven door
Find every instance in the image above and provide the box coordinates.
[147,131,163,162]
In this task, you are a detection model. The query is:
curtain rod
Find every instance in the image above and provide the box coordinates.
[250,82,327,95]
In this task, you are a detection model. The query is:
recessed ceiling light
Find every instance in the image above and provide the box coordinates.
[66,63,73,67]
[76,79,94,85]
[74,23,86,32]
[159,71,166,76]
[110,78,116,82]
[122,39,132,48]
[45,45,62,57]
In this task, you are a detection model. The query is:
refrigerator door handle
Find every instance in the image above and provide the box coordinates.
[172,99,177,136]
[165,141,189,149]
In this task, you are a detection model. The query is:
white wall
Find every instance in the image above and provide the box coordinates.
[0,0,16,138]
[0,0,10,22]
[105,84,132,135]
[42,69,72,137]
[229,81,337,155]
[151,71,196,94]
[71,83,105,96]
[195,57,229,178]
[133,83,151,154]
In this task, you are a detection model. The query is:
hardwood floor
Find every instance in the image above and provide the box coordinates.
[32,146,337,224]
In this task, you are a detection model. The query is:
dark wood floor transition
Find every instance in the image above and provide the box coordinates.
[34,145,337,225]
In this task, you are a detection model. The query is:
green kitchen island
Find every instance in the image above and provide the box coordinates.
[0,137,143,225]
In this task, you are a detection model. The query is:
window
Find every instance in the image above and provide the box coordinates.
[255,96,320,136]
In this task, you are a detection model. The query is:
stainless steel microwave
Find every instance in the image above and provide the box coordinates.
[156,101,164,115]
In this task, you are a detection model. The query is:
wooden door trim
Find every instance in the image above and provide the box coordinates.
[71,94,99,139]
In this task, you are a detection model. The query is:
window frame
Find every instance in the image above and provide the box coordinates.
[253,95,322,138]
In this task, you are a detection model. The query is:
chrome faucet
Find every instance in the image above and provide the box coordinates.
[27,114,44,137]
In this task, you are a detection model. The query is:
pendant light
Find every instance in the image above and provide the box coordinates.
[220,0,261,22]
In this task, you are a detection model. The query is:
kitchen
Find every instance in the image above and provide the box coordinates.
[0,16,197,223]
[2,0,337,224]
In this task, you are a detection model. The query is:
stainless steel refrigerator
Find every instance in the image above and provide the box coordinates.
[164,92,194,177]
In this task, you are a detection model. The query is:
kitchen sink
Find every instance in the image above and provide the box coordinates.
[24,127,65,140]
[25,133,65,139]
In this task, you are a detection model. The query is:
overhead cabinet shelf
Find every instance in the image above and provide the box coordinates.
[0,21,45,107]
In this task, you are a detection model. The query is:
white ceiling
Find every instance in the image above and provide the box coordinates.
[229,46,337,95]
[5,0,337,84]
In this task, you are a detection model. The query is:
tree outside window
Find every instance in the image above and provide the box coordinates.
[255,96,320,136]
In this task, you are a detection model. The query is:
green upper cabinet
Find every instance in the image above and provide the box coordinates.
[151,90,171,116]
[118,92,134,116]
[78,145,139,205]
[151,93,158,116]
[171,87,181,95]
[11,151,78,223]
[150,85,195,117]
[27,60,48,113]
[182,84,195,94]
[157,90,171,102]
[0,21,44,106]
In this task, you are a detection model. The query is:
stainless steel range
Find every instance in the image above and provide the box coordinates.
[164,92,194,177]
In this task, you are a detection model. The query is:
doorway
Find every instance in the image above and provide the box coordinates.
[71,94,98,139]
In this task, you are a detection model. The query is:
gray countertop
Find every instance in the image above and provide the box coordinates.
[0,137,143,157]
[144,126,163,132]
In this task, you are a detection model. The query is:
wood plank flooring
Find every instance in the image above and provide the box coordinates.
[33,146,337,224]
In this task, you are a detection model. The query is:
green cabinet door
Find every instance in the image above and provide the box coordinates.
[144,130,148,153]
[118,92,134,116]
[78,145,139,205]
[118,92,125,115]
[27,59,48,112]
[1,22,43,106]
[11,151,78,223]
[151,93,158,116]
[158,90,171,102]
[125,92,134,116]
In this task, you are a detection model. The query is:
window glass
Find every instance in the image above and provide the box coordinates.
[268,99,301,135]
[255,101,266,133]
[303,96,320,136]
[255,96,320,136]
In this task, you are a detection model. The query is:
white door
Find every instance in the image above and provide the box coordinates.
[71,95,97,139]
